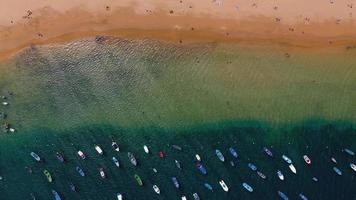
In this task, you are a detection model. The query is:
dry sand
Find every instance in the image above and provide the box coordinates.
[1,0,356,61]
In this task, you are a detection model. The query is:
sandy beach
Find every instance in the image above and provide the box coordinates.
[1,0,356,61]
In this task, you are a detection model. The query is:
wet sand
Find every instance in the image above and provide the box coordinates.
[1,0,356,61]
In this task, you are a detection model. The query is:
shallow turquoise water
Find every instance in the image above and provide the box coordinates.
[0,37,355,199]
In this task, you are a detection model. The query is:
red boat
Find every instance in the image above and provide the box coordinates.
[159,151,164,158]
[303,155,311,165]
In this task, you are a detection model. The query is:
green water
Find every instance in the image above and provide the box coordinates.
[0,37,355,199]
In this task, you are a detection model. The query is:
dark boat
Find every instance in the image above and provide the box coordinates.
[204,183,213,191]
[69,183,77,192]
[56,152,65,163]
[278,191,289,200]
[175,160,182,170]
[172,177,180,188]
[263,147,273,157]
[52,190,61,200]
[197,163,207,175]
[257,171,266,179]
[171,145,182,151]
[159,151,164,158]
[229,147,238,158]
[128,152,137,166]
[248,163,257,171]
[76,166,85,177]
[299,193,308,200]
[230,160,236,167]
[134,174,143,186]
[112,141,120,152]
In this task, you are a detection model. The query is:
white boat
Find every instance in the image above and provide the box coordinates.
[331,157,337,164]
[117,193,123,200]
[277,170,284,180]
[242,182,253,192]
[193,193,200,200]
[99,168,106,178]
[219,180,229,192]
[95,145,103,155]
[181,196,187,200]
[289,164,297,174]
[9,128,15,133]
[2,102,8,106]
[344,148,355,156]
[112,142,120,152]
[143,145,150,154]
[112,157,120,168]
[257,171,266,179]
[195,154,201,161]
[350,163,356,172]
[153,168,158,173]
[77,151,86,159]
[282,155,292,164]
[303,155,311,165]
[153,185,160,194]
[30,152,41,162]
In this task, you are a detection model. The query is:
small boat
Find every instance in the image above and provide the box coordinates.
[219,180,229,192]
[277,170,284,180]
[117,193,123,200]
[158,151,164,158]
[289,164,297,174]
[299,193,308,200]
[172,145,182,151]
[204,183,213,191]
[230,160,236,167]
[56,152,65,163]
[303,155,311,165]
[112,142,120,152]
[77,150,86,159]
[99,168,106,178]
[215,149,225,162]
[331,157,337,164]
[30,152,41,162]
[43,170,52,182]
[263,147,273,157]
[344,148,355,156]
[333,167,342,176]
[69,182,76,192]
[112,157,120,168]
[128,152,137,166]
[175,160,182,170]
[229,147,238,158]
[242,182,253,192]
[278,191,289,200]
[52,190,61,200]
[143,145,149,154]
[282,155,292,164]
[193,193,200,200]
[312,177,318,182]
[171,177,180,188]
[153,168,158,173]
[350,163,356,172]
[257,171,266,179]
[95,145,104,155]
[195,154,201,161]
[248,163,257,171]
[30,193,36,200]
[76,166,85,176]
[134,174,143,186]
[197,163,207,175]
[2,102,9,106]
[181,196,187,200]
[153,185,160,194]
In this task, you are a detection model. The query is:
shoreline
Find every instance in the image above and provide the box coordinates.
[1,3,356,61]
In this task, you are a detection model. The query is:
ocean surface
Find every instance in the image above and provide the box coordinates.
[0,37,355,200]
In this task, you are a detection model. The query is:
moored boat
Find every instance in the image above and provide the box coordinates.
[172,177,180,188]
[263,147,273,157]
[289,164,297,174]
[277,170,284,180]
[52,190,61,200]
[112,157,120,168]
[128,152,137,166]
[30,152,41,162]
[99,168,106,178]
[278,191,289,200]
[43,170,53,183]
[181,195,187,200]
[204,183,213,191]
[242,182,253,192]
[299,193,308,200]
[175,160,182,170]
[312,177,318,182]
[76,166,85,176]
[344,148,355,156]
[333,167,342,176]
[95,145,104,155]
[303,155,311,165]
[143,145,149,154]
[230,160,236,167]
[248,163,257,171]
[117,193,123,200]
[134,174,143,186]
[153,185,160,194]
[282,155,292,164]
[257,171,266,179]
[69,182,76,192]
[350,163,356,172]
[195,154,201,161]
[219,180,229,192]
[112,142,120,152]
[172,145,182,151]
[77,150,86,159]
[56,152,65,163]
[215,149,225,162]
[331,157,337,164]
[158,151,164,158]
[229,147,238,158]
[193,193,200,200]
[197,163,207,175]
